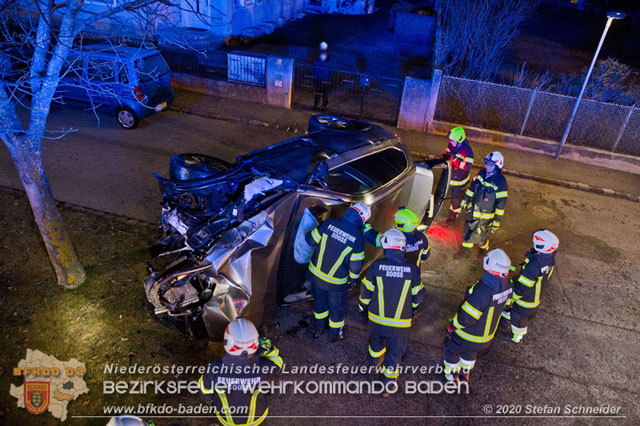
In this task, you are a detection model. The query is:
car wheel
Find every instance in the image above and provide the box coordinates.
[307,114,356,133]
[115,107,139,130]
[169,153,232,180]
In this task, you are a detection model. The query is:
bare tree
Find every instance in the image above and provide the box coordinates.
[436,0,539,81]
[0,0,208,288]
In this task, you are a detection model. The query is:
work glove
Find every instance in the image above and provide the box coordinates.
[460,199,470,211]
[489,221,500,234]
[259,337,272,353]
[445,323,455,340]
[358,303,368,324]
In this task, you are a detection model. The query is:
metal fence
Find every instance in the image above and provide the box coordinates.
[435,75,640,156]
[293,63,404,125]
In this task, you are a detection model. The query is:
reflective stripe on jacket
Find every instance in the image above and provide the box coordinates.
[452,272,512,344]
[464,168,508,223]
[513,250,556,309]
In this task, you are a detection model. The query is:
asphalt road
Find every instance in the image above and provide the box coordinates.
[2,105,639,425]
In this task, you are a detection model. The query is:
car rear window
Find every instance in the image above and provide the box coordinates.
[135,54,169,82]
[326,148,408,195]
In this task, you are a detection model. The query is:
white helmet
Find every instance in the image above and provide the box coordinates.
[484,151,504,169]
[483,248,511,278]
[319,41,329,51]
[224,318,259,356]
[350,202,371,224]
[106,416,145,426]
[381,228,406,251]
[532,229,559,253]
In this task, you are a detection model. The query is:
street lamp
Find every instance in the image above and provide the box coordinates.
[555,11,626,160]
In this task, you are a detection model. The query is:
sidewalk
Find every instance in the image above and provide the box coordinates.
[171,90,640,201]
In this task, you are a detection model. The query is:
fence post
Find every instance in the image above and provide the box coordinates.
[519,87,537,135]
[611,105,634,153]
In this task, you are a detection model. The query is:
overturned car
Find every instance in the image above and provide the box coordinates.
[144,115,449,340]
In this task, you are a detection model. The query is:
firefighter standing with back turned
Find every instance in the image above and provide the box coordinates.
[443,249,513,386]
[443,127,475,225]
[500,229,559,343]
[305,203,370,342]
[364,206,431,268]
[198,318,283,426]
[359,229,425,394]
[457,151,508,259]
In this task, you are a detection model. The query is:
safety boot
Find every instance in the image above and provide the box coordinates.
[328,328,345,343]
[499,331,522,344]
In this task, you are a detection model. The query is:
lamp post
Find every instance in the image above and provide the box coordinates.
[555,11,626,160]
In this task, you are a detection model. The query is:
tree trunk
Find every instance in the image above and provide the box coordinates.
[5,135,85,288]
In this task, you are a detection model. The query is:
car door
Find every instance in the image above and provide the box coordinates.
[85,57,118,112]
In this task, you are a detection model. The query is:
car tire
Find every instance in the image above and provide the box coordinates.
[307,114,356,133]
[115,107,139,130]
[169,153,232,180]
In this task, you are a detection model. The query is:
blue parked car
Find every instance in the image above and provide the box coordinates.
[56,44,174,129]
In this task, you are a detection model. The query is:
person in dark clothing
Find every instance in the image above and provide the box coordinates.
[443,249,513,386]
[500,229,559,343]
[305,202,370,342]
[364,206,430,267]
[359,229,424,393]
[312,42,332,110]
[198,318,283,426]
[442,127,475,225]
[458,151,508,259]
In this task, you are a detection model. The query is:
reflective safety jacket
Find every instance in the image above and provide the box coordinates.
[360,250,425,336]
[198,346,283,426]
[305,215,365,287]
[452,272,512,344]
[444,141,474,187]
[513,249,556,309]
[364,225,430,267]
[464,168,508,223]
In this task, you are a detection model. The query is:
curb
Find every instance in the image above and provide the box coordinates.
[410,151,640,203]
[0,186,157,228]
[169,106,302,134]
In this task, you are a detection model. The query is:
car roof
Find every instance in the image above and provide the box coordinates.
[75,44,160,59]
[239,123,397,183]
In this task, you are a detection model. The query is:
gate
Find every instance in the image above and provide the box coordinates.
[293,63,404,125]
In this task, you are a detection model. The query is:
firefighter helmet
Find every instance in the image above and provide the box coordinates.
[350,202,371,224]
[532,229,559,254]
[319,41,329,51]
[224,318,259,356]
[483,248,511,278]
[107,416,146,426]
[394,207,420,232]
[381,228,406,251]
[447,127,466,144]
[483,151,504,169]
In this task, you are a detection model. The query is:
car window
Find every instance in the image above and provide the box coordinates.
[135,54,169,82]
[60,57,83,80]
[325,148,408,195]
[117,62,129,84]
[87,59,115,82]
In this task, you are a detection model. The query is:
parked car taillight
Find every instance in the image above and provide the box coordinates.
[170,76,173,88]
[134,86,145,101]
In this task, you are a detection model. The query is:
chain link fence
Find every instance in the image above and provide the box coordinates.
[435,75,640,156]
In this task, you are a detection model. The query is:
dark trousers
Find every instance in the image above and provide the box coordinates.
[312,281,347,340]
[450,185,464,212]
[314,83,329,109]
[462,218,492,250]
[369,330,407,384]
[443,333,489,376]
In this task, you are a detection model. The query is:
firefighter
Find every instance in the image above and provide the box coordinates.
[364,206,430,267]
[305,202,370,342]
[443,127,474,225]
[443,249,513,385]
[198,318,283,426]
[359,229,425,392]
[500,230,559,343]
[457,151,508,258]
